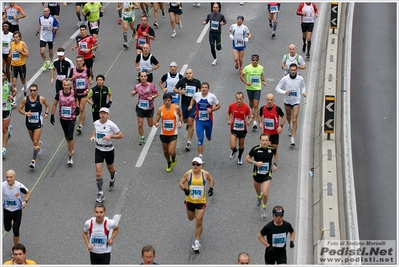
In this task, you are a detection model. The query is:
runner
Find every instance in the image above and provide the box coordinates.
[168,2,183,38]
[281,44,306,76]
[173,68,201,151]
[296,2,319,59]
[226,92,251,165]
[274,63,306,146]
[134,15,156,55]
[3,2,26,33]
[158,61,183,105]
[36,7,59,71]
[2,169,31,245]
[9,31,29,96]
[179,157,214,253]
[267,2,280,38]
[2,21,13,83]
[89,108,123,202]
[135,43,159,83]
[4,243,36,265]
[154,93,183,172]
[50,47,74,94]
[71,55,92,134]
[83,203,120,264]
[152,2,165,29]
[202,3,226,66]
[17,84,50,169]
[257,206,295,264]
[2,71,17,158]
[239,54,267,130]
[245,133,277,218]
[131,71,159,145]
[237,252,250,265]
[188,82,220,163]
[117,2,136,49]
[228,15,251,73]
[50,80,79,166]
[258,93,285,165]
[82,2,103,41]
[71,24,98,76]
[87,74,113,123]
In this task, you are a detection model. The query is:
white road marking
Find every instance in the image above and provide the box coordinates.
[135,126,159,167]
[196,23,209,43]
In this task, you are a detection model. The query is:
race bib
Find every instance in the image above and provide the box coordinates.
[210,20,219,30]
[96,131,106,139]
[250,75,260,85]
[185,85,196,97]
[163,120,174,131]
[61,106,72,118]
[198,110,209,121]
[48,2,57,6]
[7,15,13,20]
[28,112,40,124]
[289,91,298,97]
[89,21,99,29]
[76,78,86,89]
[233,119,244,131]
[11,52,20,60]
[140,67,149,73]
[79,42,88,51]
[235,38,244,47]
[2,100,7,110]
[257,162,270,175]
[264,118,274,130]
[270,5,278,13]
[139,99,149,110]
[90,234,107,249]
[272,233,287,248]
[5,198,17,209]
[190,185,203,199]
[138,37,146,46]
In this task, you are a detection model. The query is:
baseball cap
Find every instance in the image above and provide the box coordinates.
[273,207,284,216]
[192,157,203,165]
[99,107,109,113]
[237,15,244,21]
[2,22,10,28]
[57,51,65,56]
[169,62,178,67]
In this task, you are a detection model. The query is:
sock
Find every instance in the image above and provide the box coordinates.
[307,41,311,54]
[141,136,144,139]
[302,37,306,45]
[167,161,171,167]
[238,148,244,159]
[257,194,262,200]
[262,203,267,209]
[110,171,115,182]
[172,155,176,162]
[232,147,237,153]
[32,147,39,160]
[23,83,27,92]
[76,12,81,21]
[273,22,277,31]
[96,178,103,191]
[199,154,203,158]
[123,32,128,42]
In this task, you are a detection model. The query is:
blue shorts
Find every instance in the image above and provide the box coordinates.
[181,104,196,119]
[196,119,213,146]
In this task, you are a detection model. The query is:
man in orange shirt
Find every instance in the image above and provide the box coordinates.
[155,93,182,172]
[4,243,36,265]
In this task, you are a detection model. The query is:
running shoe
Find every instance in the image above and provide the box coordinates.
[41,61,49,71]
[306,54,310,60]
[302,44,306,53]
[230,149,237,159]
[288,125,292,136]
[171,156,177,167]
[239,67,243,74]
[185,141,191,151]
[171,31,176,38]
[192,240,201,253]
[123,43,129,49]
[271,32,275,38]
[8,125,12,139]
[199,155,204,164]
[162,9,165,17]
[2,147,6,157]
[11,100,17,108]
[290,137,295,146]
[68,156,73,166]
[139,137,146,146]
[96,193,105,203]
[252,121,258,130]
[118,18,122,24]
[261,205,268,218]
[237,157,243,165]
[48,62,53,70]
[29,160,35,169]
[153,21,159,27]
[178,20,182,29]
[235,61,239,69]
[166,164,172,172]
[38,141,43,155]
[211,58,218,66]
[76,125,82,133]
[108,181,114,191]
[142,11,147,17]
[76,20,82,28]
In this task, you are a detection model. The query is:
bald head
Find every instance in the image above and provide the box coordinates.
[185,68,194,80]
[266,93,275,107]
[5,169,16,185]
[237,252,250,264]
[289,44,297,56]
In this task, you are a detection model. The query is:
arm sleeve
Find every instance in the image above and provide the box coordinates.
[275,78,286,94]
[161,74,167,83]
[296,3,304,15]
[151,56,159,65]
[277,106,285,117]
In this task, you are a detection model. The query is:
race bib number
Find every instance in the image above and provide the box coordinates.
[79,42,88,51]
[11,52,20,60]
[5,198,17,208]
[235,38,244,47]
[250,76,260,85]
[257,162,270,175]
[2,100,7,110]
[171,2,178,6]
[198,110,209,121]
[89,21,99,29]
[61,106,72,118]
[264,118,275,130]
[7,15,13,20]
[270,5,278,13]
[190,185,203,199]
[163,120,174,131]
[48,2,57,6]
[28,112,40,124]
[96,131,106,139]
[140,67,149,73]
[76,78,86,89]
[139,99,149,110]
[233,119,244,131]
[90,234,107,248]
[289,91,298,97]
[185,85,196,97]
[272,233,287,248]
[138,37,146,46]
[210,20,220,30]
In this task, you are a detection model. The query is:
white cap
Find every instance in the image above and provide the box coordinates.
[169,62,178,67]
[192,157,203,164]
[57,51,65,56]
[99,107,109,113]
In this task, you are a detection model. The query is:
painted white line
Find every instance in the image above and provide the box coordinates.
[180,64,188,75]
[196,23,209,43]
[135,126,159,167]
[108,214,121,237]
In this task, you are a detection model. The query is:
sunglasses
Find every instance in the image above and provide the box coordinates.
[192,163,201,166]
[251,59,259,61]
[30,90,37,92]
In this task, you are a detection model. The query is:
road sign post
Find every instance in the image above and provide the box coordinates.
[331,2,338,33]
[324,95,335,139]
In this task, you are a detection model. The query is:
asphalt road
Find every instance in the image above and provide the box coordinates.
[351,3,397,245]
[2,2,316,264]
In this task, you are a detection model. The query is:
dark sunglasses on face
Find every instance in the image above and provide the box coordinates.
[192,163,201,166]
[30,90,37,92]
